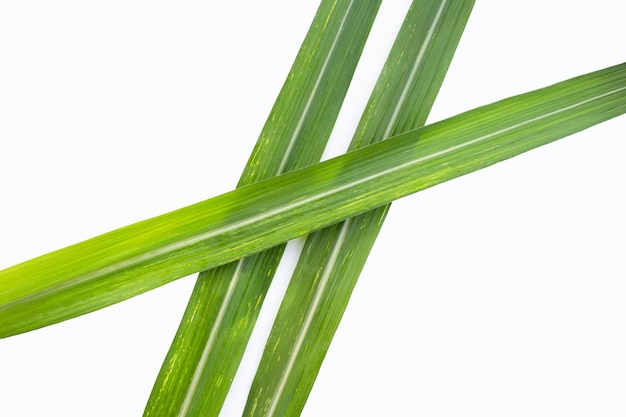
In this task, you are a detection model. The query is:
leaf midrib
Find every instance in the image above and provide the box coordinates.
[5,82,622,314]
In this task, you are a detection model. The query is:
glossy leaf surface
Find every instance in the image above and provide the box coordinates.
[0,63,624,338]
[142,1,382,416]
[244,1,474,416]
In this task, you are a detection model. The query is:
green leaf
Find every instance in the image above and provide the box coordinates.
[142,1,382,416]
[1,63,624,338]
[243,1,474,415]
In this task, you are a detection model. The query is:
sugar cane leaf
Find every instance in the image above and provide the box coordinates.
[243,1,475,416]
[142,1,383,416]
[0,63,624,339]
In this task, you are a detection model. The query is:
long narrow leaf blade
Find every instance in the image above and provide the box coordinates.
[244,1,474,415]
[143,2,382,416]
[0,63,624,338]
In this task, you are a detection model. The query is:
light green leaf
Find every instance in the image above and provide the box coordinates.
[1,63,624,338]
[243,1,474,416]
[142,1,382,416]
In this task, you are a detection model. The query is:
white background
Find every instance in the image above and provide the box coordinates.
[1,1,625,415]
